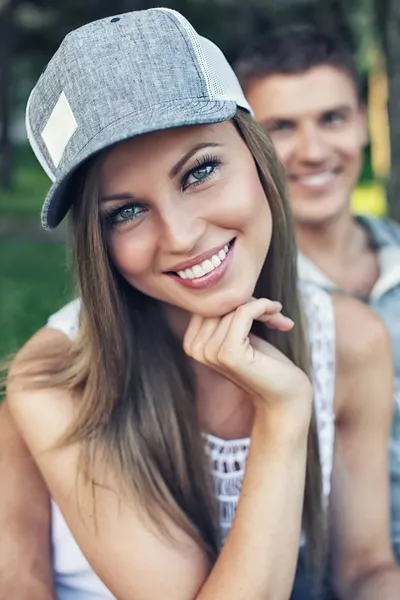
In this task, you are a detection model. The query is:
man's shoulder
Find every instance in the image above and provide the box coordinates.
[357,215,400,247]
[333,294,389,366]
[332,293,393,417]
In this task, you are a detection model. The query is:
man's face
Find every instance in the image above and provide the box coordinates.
[245,65,367,227]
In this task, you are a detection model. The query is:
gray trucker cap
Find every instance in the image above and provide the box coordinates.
[25,8,252,229]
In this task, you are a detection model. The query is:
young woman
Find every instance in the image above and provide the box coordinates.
[6,8,399,600]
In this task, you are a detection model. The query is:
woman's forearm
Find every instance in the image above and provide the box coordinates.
[197,410,309,600]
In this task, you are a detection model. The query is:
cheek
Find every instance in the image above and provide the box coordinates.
[269,137,292,167]
[214,165,271,231]
[332,128,365,163]
[107,231,154,279]
[224,173,272,258]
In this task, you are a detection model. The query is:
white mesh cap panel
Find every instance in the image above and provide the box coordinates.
[197,37,251,104]
[160,8,253,114]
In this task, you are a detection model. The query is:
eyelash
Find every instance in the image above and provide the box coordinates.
[181,154,221,190]
[102,153,221,229]
[102,203,147,228]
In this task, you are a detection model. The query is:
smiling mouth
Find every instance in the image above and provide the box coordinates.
[168,239,235,281]
[289,169,341,187]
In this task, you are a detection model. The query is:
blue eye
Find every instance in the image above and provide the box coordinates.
[186,164,215,185]
[182,155,221,190]
[103,203,147,227]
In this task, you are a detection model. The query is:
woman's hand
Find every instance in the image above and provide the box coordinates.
[183,298,312,425]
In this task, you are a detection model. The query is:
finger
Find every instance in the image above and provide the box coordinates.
[257,312,294,331]
[186,317,221,362]
[202,311,236,364]
[183,314,204,355]
[250,298,282,314]
[250,298,293,330]
[219,298,277,355]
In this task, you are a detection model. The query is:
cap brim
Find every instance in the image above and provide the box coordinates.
[41,99,238,230]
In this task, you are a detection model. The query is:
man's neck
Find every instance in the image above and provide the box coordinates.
[296,210,380,297]
[296,211,363,265]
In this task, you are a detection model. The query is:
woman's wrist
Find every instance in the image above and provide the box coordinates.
[252,388,312,448]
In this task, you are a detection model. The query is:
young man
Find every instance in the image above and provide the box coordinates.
[235,24,400,563]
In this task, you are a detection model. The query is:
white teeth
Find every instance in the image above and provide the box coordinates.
[298,172,334,187]
[211,255,221,268]
[176,243,232,280]
[192,264,206,278]
[201,259,214,274]
[218,249,226,261]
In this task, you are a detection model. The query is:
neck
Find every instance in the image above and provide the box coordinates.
[296,210,365,265]
[162,301,253,439]
[163,302,191,341]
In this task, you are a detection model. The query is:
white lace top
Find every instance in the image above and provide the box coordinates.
[47,282,336,600]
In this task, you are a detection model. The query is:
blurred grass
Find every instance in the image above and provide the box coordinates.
[0,145,49,216]
[0,240,72,361]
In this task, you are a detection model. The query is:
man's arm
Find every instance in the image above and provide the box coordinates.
[330,295,400,600]
[0,400,56,600]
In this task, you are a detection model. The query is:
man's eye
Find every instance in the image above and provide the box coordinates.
[268,120,293,134]
[323,112,344,125]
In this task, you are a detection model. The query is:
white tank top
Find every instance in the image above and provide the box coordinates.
[46,282,336,600]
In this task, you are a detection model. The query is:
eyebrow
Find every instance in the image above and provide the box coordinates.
[100,192,138,204]
[169,142,222,178]
[260,117,291,129]
[100,141,222,203]
[261,104,354,128]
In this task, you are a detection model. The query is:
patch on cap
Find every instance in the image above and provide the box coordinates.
[41,91,78,169]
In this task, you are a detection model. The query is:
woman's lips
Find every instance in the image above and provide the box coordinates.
[167,240,235,290]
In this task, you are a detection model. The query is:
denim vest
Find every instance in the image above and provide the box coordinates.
[298,215,400,563]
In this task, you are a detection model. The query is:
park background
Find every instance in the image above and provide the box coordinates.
[0,0,398,360]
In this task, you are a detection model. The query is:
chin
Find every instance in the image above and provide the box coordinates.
[293,196,350,228]
[187,285,257,319]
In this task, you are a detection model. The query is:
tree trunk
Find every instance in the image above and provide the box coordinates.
[378,0,400,221]
[0,0,18,190]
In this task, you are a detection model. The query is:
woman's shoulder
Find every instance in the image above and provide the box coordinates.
[7,297,82,427]
[7,297,81,401]
[7,325,77,457]
[46,298,81,340]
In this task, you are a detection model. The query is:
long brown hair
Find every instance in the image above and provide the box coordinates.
[13,109,325,577]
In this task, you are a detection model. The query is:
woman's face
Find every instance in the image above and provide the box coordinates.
[99,120,272,318]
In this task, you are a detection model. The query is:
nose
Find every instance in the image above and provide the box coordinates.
[296,124,329,163]
[158,202,206,255]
